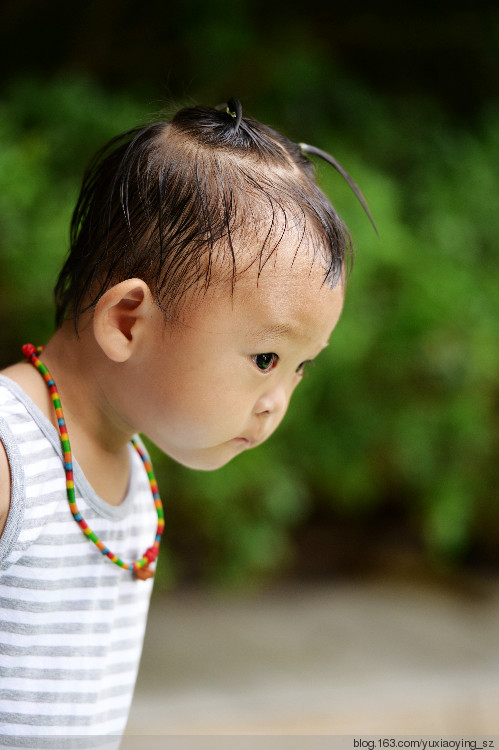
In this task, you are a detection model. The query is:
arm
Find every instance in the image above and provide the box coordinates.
[0,440,11,538]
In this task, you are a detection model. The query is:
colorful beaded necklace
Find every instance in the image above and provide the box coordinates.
[22,343,164,580]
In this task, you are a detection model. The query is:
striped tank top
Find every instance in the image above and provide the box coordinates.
[0,375,158,745]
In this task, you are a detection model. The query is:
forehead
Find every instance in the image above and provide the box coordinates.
[238,253,343,338]
[177,238,345,345]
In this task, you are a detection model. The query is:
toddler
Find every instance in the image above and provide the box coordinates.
[0,98,372,743]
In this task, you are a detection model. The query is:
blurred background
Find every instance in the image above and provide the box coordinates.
[0,0,498,736]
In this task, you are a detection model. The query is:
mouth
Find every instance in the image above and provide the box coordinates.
[232,436,256,446]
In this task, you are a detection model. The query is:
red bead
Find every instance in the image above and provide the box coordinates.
[22,343,37,359]
[144,547,157,563]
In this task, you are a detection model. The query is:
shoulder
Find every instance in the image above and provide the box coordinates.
[0,436,11,538]
[0,377,14,537]
[0,374,29,541]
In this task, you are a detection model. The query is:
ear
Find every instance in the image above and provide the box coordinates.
[93,279,154,363]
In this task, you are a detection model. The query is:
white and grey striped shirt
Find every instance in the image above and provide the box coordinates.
[0,375,158,747]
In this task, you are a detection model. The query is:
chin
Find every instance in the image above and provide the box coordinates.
[176,457,237,472]
[162,446,240,473]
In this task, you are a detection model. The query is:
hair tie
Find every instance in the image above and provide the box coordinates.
[300,143,378,235]
[225,97,243,132]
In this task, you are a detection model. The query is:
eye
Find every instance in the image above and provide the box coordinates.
[296,359,315,377]
[253,353,278,372]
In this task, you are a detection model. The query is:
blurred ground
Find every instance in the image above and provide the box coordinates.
[126,575,499,736]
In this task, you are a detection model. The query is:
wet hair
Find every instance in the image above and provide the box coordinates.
[54,98,374,329]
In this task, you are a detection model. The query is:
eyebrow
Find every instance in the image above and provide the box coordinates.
[253,323,296,341]
[251,323,331,354]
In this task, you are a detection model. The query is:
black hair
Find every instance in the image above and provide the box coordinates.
[54,99,362,329]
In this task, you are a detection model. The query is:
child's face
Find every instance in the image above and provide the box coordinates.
[126,248,344,471]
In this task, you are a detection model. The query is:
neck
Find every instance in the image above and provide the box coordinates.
[38,323,135,457]
[18,324,137,507]
[0,324,138,506]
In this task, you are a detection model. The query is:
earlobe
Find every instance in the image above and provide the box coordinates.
[93,279,153,363]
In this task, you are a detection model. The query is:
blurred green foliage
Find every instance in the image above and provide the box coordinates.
[0,76,497,587]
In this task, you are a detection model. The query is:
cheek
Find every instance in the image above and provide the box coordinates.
[276,378,301,425]
[261,379,300,439]
[152,364,246,432]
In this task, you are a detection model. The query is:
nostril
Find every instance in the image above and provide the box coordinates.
[255,407,271,416]
[254,398,272,416]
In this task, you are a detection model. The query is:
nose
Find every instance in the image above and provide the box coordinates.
[254,385,289,417]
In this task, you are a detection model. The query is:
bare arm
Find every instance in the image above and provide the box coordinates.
[0,440,11,538]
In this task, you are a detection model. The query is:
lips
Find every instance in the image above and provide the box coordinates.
[232,425,271,446]
[233,434,266,447]
[233,437,254,445]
